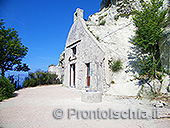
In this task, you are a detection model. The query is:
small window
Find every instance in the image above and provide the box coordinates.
[86,63,90,76]
[75,13,77,17]
[72,47,76,56]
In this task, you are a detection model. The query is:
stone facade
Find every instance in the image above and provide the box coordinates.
[64,8,106,92]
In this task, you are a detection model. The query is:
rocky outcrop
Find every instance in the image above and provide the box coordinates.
[100,0,117,11]
[160,5,170,72]
[86,4,140,95]
[58,51,65,68]
[48,51,65,81]
[85,0,170,95]
[159,27,170,72]
[100,0,142,20]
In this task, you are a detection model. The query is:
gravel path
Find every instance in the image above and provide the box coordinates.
[0,85,170,128]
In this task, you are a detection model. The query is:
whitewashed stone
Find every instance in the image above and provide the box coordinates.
[64,8,105,92]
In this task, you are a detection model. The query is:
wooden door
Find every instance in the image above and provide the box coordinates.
[70,64,76,87]
[86,63,90,86]
[73,64,75,87]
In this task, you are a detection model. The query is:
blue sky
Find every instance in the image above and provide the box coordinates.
[0,0,102,72]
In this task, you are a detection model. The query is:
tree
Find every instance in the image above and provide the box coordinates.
[131,0,167,80]
[0,19,30,76]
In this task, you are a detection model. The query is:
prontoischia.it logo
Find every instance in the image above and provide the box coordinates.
[53,108,159,120]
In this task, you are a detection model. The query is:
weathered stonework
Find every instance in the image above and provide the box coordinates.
[64,8,106,92]
[74,8,83,22]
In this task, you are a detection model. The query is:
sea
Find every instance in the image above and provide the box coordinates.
[4,71,29,88]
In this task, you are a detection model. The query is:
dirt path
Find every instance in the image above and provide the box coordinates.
[0,85,170,128]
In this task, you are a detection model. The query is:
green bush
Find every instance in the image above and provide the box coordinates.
[99,20,106,25]
[99,16,104,21]
[0,76,15,101]
[111,81,115,84]
[23,77,30,87]
[56,78,62,84]
[96,36,100,41]
[29,78,37,87]
[108,59,123,72]
[23,70,61,87]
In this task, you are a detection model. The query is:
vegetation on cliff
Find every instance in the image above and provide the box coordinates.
[131,0,169,97]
